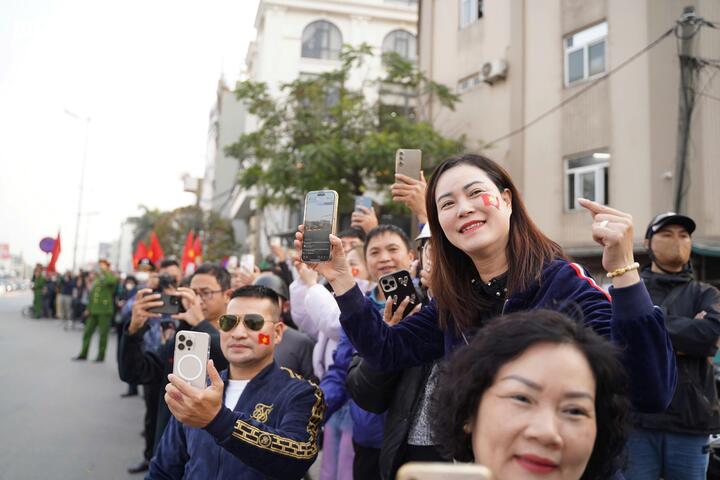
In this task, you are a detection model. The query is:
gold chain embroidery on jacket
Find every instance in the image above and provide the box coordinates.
[231,377,325,459]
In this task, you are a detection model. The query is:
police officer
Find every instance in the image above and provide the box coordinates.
[73,259,118,362]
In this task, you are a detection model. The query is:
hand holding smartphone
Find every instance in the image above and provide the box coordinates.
[301,190,339,263]
[379,269,424,318]
[395,149,422,180]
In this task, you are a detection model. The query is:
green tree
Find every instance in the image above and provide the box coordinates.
[130,205,237,263]
[225,44,465,212]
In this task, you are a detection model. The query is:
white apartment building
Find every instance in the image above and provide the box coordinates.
[223,0,419,256]
[419,0,720,283]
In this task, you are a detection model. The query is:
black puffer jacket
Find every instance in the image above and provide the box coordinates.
[634,267,720,434]
[346,355,441,480]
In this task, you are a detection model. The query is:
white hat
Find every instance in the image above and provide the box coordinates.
[415,223,431,241]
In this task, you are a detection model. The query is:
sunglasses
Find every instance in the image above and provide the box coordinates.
[218,313,273,332]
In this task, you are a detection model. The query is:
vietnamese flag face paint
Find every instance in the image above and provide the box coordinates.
[480,193,500,210]
[258,333,271,345]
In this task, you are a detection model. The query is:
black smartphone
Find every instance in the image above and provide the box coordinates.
[379,269,423,318]
[149,293,185,315]
[302,190,339,263]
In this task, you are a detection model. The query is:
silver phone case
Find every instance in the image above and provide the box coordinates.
[173,331,211,389]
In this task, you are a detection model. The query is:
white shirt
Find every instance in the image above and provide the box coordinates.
[224,379,250,410]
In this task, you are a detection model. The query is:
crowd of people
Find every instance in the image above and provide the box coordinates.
[29,153,720,480]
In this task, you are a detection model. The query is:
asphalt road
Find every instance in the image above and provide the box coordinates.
[0,291,323,480]
[0,291,147,480]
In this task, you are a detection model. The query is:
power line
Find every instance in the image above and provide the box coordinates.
[485,27,675,146]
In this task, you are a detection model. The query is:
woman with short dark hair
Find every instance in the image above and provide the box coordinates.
[295,153,676,412]
[432,309,628,480]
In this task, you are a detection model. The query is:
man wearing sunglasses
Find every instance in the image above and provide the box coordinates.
[148,285,325,480]
[119,263,231,473]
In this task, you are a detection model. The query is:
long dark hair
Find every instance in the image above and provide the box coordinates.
[426,154,565,330]
[431,310,629,480]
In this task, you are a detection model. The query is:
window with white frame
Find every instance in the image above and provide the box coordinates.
[382,30,417,61]
[301,20,342,60]
[564,22,607,86]
[565,152,609,211]
[459,0,483,29]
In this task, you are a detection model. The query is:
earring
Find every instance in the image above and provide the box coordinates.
[463,423,472,434]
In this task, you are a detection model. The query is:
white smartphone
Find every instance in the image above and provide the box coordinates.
[269,236,282,247]
[240,254,255,273]
[172,331,211,389]
[227,256,238,270]
[396,462,492,480]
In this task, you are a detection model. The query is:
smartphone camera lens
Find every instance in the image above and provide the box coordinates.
[186,339,193,347]
[178,343,185,350]
[179,335,186,342]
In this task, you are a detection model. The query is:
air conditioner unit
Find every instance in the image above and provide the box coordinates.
[480,60,508,85]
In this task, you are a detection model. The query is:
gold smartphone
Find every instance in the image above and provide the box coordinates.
[395,149,422,180]
[301,190,339,263]
[172,331,211,389]
[396,462,492,480]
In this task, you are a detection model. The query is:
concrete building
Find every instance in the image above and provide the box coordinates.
[419,0,720,284]
[223,0,419,257]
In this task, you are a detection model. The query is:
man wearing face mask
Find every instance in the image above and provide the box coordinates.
[624,213,720,480]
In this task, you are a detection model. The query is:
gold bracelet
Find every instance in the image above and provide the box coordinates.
[606,262,640,278]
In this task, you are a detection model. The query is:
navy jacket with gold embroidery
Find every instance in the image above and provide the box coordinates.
[147,361,325,480]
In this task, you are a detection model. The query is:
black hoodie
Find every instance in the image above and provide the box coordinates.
[635,266,720,434]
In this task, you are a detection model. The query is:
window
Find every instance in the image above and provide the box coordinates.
[564,22,607,86]
[459,0,483,28]
[565,152,609,211]
[382,30,417,61]
[301,21,342,60]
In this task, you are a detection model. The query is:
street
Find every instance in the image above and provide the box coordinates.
[0,291,146,480]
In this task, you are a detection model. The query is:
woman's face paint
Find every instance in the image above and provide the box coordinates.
[258,333,271,345]
[480,193,500,210]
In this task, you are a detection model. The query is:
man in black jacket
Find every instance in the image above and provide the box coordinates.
[625,212,720,480]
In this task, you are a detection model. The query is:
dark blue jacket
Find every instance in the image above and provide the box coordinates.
[336,259,677,413]
[321,332,385,448]
[320,290,386,448]
[147,362,325,480]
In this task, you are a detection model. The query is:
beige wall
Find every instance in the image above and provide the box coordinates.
[419,0,720,249]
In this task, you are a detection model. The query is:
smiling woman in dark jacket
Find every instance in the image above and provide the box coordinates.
[296,154,676,413]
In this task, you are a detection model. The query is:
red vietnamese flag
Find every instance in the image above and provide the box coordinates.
[47,232,61,273]
[480,193,500,210]
[133,240,148,268]
[193,235,203,264]
[258,333,271,345]
[148,231,165,262]
[181,231,195,271]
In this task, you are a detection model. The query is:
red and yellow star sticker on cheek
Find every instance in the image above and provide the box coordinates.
[258,333,271,345]
[480,193,500,210]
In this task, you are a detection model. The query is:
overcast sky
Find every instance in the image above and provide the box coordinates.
[0,0,259,270]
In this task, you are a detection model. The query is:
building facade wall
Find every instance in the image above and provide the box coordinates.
[419,0,720,258]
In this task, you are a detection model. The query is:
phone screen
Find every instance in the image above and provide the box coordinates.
[355,195,373,211]
[303,190,337,262]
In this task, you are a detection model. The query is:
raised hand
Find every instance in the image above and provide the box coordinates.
[165,359,224,428]
[350,206,379,234]
[578,198,640,288]
[391,171,428,224]
[129,288,163,335]
[293,225,355,295]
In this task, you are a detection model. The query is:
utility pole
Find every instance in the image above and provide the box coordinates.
[65,109,91,273]
[673,6,701,213]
